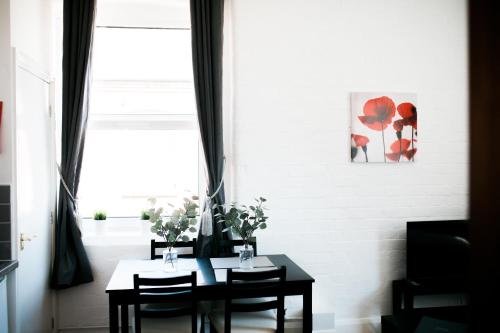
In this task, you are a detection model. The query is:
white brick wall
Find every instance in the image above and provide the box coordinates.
[229,0,468,331]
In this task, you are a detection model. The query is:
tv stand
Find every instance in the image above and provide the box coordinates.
[392,279,467,313]
[382,279,469,333]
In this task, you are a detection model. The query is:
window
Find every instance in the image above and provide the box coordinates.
[78,27,199,218]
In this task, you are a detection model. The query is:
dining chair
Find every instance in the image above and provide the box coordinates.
[133,272,199,333]
[218,237,258,257]
[209,266,287,333]
[150,238,197,260]
[149,239,207,332]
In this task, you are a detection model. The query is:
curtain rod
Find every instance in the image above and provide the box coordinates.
[96,25,190,31]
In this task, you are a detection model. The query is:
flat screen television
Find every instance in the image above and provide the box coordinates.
[406,220,470,284]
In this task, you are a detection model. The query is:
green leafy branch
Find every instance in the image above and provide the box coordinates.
[216,197,268,246]
[148,197,199,252]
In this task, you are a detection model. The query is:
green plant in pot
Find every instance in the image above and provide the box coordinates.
[148,197,198,271]
[93,210,107,221]
[217,197,268,269]
[141,196,158,220]
[140,210,150,220]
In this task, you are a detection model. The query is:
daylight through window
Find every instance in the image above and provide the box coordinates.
[78,27,199,218]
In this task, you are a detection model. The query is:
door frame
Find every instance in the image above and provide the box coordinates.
[9,48,58,333]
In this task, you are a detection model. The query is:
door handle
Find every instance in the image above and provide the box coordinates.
[20,233,37,251]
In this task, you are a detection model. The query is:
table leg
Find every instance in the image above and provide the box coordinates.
[121,303,129,333]
[303,283,313,333]
[109,294,119,333]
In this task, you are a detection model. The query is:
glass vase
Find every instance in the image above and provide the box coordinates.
[162,248,178,272]
[239,244,254,269]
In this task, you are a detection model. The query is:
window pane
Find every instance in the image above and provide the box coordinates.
[91,80,196,115]
[79,27,199,218]
[79,129,199,217]
[91,27,196,115]
[92,28,193,81]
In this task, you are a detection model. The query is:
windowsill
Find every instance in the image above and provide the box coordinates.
[81,217,155,246]
[81,217,199,247]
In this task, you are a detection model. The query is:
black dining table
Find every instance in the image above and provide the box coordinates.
[106,254,315,333]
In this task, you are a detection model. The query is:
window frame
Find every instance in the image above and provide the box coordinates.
[79,25,202,220]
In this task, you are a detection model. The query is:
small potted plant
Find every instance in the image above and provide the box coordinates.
[93,210,107,234]
[140,197,159,233]
[148,197,198,272]
[140,210,150,220]
[217,197,268,269]
[93,210,107,221]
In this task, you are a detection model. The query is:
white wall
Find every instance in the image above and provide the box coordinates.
[0,0,53,196]
[229,0,468,331]
[0,0,13,184]
[10,0,52,72]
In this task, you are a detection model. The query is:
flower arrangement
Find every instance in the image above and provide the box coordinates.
[148,196,199,253]
[217,197,268,249]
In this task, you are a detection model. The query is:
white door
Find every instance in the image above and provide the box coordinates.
[13,53,55,333]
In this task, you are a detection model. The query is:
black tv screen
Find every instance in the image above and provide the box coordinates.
[406,220,470,283]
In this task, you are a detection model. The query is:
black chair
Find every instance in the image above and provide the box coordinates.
[209,266,286,333]
[218,237,257,257]
[133,272,199,333]
[150,238,197,260]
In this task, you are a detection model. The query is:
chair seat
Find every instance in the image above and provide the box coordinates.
[144,301,211,314]
[209,309,278,333]
[211,300,303,331]
[134,314,201,333]
[211,298,275,311]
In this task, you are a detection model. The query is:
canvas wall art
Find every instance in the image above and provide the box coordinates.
[351,92,417,163]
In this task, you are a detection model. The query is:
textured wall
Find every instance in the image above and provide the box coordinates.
[229,0,468,331]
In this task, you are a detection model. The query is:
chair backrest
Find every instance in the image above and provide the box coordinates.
[133,272,197,333]
[150,238,197,260]
[218,237,257,257]
[225,266,286,333]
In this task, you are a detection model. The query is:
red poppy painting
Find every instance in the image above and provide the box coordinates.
[351,93,417,163]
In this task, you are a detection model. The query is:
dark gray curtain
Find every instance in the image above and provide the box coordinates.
[51,0,96,289]
[190,0,228,257]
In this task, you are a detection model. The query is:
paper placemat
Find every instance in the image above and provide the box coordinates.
[177,258,200,272]
[135,259,202,284]
[124,258,200,273]
[137,271,204,285]
[210,256,274,269]
[214,267,279,283]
